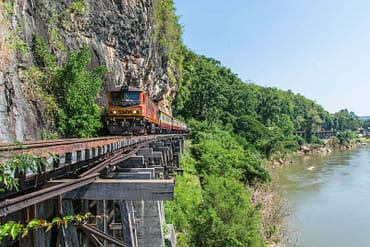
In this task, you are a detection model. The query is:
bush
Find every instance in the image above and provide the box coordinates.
[336,130,356,145]
[164,145,201,246]
[192,176,266,247]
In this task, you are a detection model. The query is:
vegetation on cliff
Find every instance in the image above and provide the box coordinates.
[29,35,106,138]
[153,0,184,85]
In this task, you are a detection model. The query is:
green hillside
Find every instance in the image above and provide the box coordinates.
[161,1,363,246]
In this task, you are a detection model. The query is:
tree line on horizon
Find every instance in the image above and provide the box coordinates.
[175,48,363,145]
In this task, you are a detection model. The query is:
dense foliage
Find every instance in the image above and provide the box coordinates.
[53,44,106,137]
[30,35,106,138]
[164,147,201,246]
[192,176,264,247]
[189,121,269,183]
[159,1,363,245]
[165,139,266,247]
[166,46,364,246]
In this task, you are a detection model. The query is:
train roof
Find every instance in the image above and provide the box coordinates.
[108,86,142,92]
[159,110,172,117]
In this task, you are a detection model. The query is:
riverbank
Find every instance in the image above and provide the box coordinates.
[297,139,369,155]
[252,175,289,247]
[271,138,370,167]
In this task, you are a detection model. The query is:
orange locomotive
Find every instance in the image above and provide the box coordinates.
[106,86,187,135]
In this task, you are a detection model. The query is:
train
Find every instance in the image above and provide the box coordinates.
[106,86,187,135]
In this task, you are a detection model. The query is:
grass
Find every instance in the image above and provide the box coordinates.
[356,137,370,143]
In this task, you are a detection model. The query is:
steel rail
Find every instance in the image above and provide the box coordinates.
[0,136,122,152]
[0,139,151,216]
[0,134,185,152]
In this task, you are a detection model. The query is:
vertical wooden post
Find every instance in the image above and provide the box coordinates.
[19,208,34,247]
[81,200,90,247]
[61,200,79,247]
[97,200,108,247]
[33,200,55,247]
[119,200,136,247]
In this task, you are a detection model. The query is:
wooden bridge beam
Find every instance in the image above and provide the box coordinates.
[62,179,174,201]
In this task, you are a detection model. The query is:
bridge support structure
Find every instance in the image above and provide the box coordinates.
[0,135,185,247]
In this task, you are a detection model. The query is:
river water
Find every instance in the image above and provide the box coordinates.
[277,146,370,247]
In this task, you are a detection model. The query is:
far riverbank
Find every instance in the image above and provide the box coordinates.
[271,138,370,167]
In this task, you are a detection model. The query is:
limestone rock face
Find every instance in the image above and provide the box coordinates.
[0,0,177,141]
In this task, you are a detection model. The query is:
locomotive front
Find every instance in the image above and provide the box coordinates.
[106,86,159,135]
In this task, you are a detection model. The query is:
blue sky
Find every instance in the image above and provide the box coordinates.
[174,0,370,116]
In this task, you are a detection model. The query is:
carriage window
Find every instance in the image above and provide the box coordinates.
[124,91,140,101]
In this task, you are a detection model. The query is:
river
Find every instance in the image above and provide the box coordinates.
[277,146,370,247]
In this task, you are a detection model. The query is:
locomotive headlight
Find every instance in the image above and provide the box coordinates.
[133,110,138,114]
[112,110,117,114]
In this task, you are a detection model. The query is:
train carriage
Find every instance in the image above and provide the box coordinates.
[159,110,173,132]
[172,117,183,132]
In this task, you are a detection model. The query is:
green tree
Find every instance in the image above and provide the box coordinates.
[333,109,361,131]
[233,115,269,144]
[303,109,323,142]
[256,87,283,125]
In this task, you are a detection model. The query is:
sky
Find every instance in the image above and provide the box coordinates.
[174,0,370,116]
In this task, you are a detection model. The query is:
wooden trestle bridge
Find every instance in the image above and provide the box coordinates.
[0,134,185,247]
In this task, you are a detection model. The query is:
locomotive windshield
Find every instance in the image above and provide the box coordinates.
[110,91,140,107]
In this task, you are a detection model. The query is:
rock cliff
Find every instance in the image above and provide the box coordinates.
[0,0,179,141]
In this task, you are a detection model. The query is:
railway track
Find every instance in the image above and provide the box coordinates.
[0,134,185,217]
